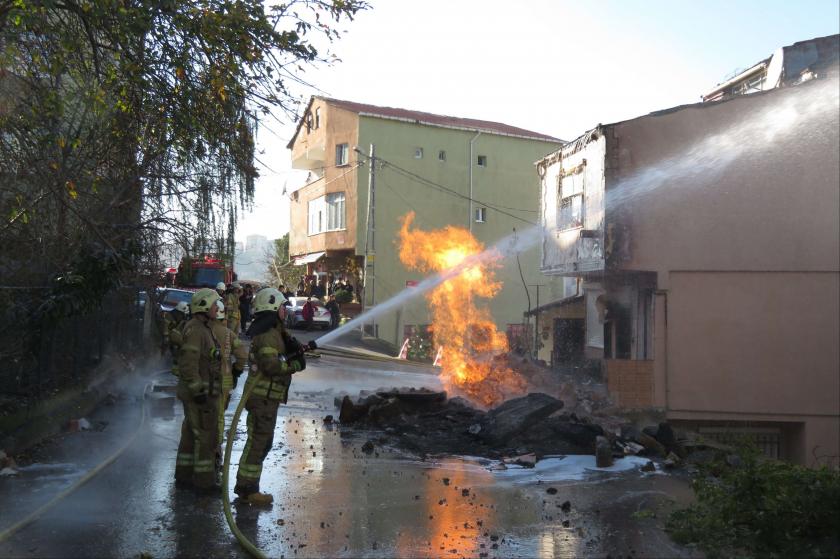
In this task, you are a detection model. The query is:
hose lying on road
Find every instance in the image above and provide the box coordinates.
[221,378,267,559]
[0,370,170,544]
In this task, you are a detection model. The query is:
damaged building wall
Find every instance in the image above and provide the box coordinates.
[538,130,606,276]
[605,73,840,464]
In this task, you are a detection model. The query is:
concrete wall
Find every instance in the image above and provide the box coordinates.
[355,116,562,345]
[289,101,360,258]
[607,76,840,464]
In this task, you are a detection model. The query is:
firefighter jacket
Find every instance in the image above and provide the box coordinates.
[245,324,293,402]
[178,315,223,396]
[225,293,241,320]
[210,321,248,393]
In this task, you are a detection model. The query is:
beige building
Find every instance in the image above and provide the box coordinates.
[536,39,839,465]
[287,97,563,348]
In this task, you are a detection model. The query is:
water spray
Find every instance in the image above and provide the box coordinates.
[316,224,543,348]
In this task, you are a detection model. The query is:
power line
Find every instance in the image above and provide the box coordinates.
[355,152,538,226]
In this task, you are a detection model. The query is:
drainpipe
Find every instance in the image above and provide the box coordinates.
[468,131,482,232]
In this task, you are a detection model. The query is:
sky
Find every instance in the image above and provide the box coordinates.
[235,0,840,243]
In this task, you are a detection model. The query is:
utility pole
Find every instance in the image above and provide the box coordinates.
[362,144,376,336]
[527,283,544,358]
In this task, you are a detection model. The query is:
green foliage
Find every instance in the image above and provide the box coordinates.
[334,289,353,304]
[667,446,840,559]
[265,233,304,288]
[406,330,434,361]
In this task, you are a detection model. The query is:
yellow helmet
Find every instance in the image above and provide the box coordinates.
[253,287,286,314]
[215,299,225,320]
[191,288,221,314]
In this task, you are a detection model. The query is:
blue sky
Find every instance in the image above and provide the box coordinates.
[238,0,840,241]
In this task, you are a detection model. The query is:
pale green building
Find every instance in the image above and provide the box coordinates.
[288,97,563,350]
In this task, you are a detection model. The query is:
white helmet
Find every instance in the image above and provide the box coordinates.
[215,282,226,291]
[190,288,221,315]
[253,288,286,314]
[174,301,190,314]
[232,281,242,289]
[215,299,225,320]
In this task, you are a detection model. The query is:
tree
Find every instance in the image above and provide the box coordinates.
[264,233,303,289]
[0,0,367,392]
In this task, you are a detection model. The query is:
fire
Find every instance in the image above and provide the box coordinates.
[398,212,527,407]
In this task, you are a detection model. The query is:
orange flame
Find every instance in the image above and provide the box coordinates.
[398,212,527,407]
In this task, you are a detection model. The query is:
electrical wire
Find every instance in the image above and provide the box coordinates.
[355,151,539,225]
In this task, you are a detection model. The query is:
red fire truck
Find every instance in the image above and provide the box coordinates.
[174,253,235,289]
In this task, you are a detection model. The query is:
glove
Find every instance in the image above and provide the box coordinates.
[232,365,244,389]
[187,379,207,403]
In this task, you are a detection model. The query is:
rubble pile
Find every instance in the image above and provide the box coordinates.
[336,382,735,468]
[338,390,606,459]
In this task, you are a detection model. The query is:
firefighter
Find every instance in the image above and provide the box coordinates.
[225,282,243,335]
[215,281,227,298]
[175,288,223,492]
[162,302,190,376]
[234,288,304,504]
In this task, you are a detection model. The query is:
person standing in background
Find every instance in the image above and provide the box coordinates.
[239,284,252,333]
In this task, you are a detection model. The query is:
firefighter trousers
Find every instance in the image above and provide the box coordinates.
[227,316,241,335]
[235,396,280,494]
[175,387,220,489]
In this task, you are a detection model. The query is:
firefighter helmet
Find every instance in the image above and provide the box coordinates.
[215,282,226,292]
[191,288,221,315]
[174,301,190,314]
[253,288,286,314]
[215,299,225,320]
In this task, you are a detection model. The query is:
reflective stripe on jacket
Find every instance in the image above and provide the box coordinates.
[245,325,290,402]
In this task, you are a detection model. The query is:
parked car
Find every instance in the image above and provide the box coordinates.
[158,288,194,313]
[285,297,331,330]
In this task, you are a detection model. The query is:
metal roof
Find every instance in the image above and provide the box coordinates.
[287,96,563,148]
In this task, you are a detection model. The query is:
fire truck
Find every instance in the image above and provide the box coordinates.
[173,253,235,289]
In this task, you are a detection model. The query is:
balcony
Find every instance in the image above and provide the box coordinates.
[541,229,604,276]
[291,136,326,170]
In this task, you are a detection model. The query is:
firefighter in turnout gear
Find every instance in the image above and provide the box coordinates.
[234,288,304,504]
[175,288,224,492]
[225,282,243,335]
[162,301,190,376]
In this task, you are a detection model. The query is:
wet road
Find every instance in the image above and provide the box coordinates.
[0,332,700,558]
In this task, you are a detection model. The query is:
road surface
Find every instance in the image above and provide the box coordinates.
[0,330,699,558]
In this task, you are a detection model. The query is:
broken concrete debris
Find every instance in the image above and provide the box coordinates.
[338,384,721,471]
[595,436,614,468]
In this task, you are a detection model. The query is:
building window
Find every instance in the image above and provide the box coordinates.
[335,143,349,166]
[414,147,424,159]
[477,155,487,167]
[326,192,345,230]
[557,160,585,229]
[308,193,346,235]
[308,196,325,235]
[474,207,487,223]
[438,150,446,162]
[314,107,321,129]
[306,113,313,134]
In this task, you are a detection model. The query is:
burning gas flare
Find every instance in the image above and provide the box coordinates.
[398,212,527,407]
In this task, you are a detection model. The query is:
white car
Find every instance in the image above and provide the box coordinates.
[285,297,331,330]
[158,288,194,313]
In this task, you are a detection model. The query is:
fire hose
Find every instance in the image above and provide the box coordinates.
[220,339,317,559]
[0,369,173,544]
